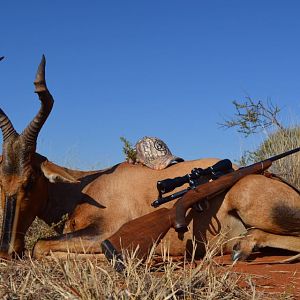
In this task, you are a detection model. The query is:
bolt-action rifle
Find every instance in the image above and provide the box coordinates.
[101,147,300,272]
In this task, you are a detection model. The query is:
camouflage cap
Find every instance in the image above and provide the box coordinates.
[135,136,184,170]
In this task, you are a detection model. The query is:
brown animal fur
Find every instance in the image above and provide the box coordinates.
[0,57,299,263]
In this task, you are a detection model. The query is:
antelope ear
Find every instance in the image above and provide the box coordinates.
[40,161,80,184]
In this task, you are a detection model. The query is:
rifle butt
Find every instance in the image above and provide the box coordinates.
[101,208,175,270]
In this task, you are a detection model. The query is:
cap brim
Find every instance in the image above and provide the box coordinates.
[144,155,184,170]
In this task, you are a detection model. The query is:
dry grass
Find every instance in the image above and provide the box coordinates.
[0,243,275,300]
[0,216,291,299]
[259,128,300,189]
[240,127,300,188]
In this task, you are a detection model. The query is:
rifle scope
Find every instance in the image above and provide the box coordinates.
[157,159,233,194]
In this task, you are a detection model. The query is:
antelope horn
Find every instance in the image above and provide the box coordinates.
[22,55,54,146]
[0,109,18,142]
[0,56,17,142]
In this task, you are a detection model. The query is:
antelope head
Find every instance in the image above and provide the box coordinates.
[0,56,77,259]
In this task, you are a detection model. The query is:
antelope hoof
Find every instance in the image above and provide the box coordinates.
[231,249,247,262]
[231,242,251,262]
[34,55,47,93]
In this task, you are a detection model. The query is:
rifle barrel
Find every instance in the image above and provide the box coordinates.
[174,146,300,232]
[269,146,300,162]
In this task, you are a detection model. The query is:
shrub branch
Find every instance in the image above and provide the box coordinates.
[220,97,284,136]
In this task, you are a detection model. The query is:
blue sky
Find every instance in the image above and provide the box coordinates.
[1,1,300,169]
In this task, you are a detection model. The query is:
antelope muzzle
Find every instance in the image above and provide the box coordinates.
[0,195,22,258]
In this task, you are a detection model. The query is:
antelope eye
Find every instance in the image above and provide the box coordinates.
[24,176,35,192]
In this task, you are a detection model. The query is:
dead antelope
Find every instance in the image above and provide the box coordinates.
[0,56,299,262]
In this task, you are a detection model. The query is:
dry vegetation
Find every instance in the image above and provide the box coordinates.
[0,231,282,300]
[240,127,300,188]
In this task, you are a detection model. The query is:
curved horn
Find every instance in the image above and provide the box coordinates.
[0,56,17,142]
[0,109,18,142]
[22,55,54,146]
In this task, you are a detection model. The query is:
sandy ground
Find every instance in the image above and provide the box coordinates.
[214,250,300,297]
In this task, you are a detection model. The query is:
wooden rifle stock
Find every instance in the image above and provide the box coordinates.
[101,147,300,271]
[101,208,176,272]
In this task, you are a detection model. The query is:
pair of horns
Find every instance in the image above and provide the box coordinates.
[0,55,54,146]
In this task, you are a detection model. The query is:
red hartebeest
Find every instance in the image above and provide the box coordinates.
[0,56,299,262]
